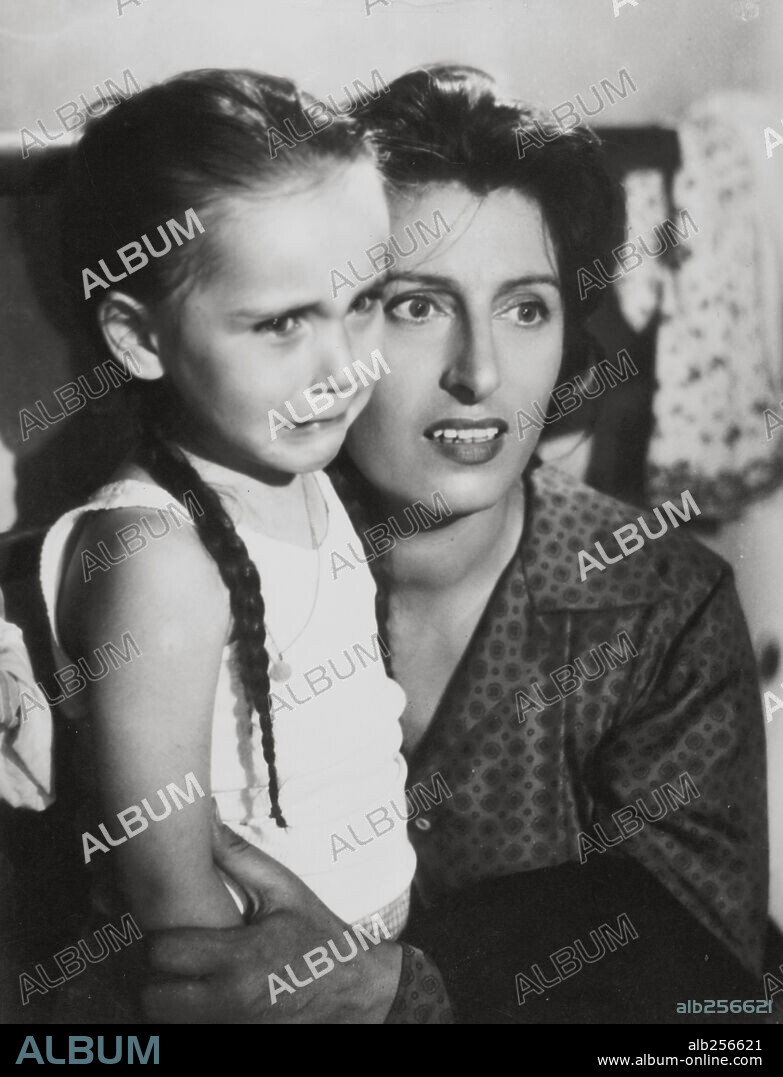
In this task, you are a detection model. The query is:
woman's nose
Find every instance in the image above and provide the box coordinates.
[441,320,501,403]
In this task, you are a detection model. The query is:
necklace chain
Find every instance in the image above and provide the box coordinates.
[265,475,326,681]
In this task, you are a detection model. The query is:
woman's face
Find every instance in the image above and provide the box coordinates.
[345,182,564,515]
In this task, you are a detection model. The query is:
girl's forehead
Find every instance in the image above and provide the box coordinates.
[208,158,386,233]
[185,161,390,300]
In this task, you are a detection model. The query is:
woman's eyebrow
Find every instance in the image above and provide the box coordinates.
[384,271,560,291]
[383,271,458,289]
[496,274,561,291]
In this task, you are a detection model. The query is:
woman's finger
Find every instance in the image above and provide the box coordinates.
[210,812,303,913]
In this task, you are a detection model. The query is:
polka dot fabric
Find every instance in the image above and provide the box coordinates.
[386,944,454,1024]
[647,109,783,520]
[404,465,768,977]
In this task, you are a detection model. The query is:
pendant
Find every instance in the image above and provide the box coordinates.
[269,656,292,682]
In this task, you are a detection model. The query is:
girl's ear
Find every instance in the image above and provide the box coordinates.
[96,291,165,382]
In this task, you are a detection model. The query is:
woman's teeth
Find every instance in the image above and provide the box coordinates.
[430,427,501,443]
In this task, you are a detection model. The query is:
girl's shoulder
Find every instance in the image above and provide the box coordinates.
[41,474,228,663]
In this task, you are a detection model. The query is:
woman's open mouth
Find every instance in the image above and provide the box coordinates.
[424,417,508,464]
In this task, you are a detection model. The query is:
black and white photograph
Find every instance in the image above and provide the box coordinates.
[1,0,782,1060]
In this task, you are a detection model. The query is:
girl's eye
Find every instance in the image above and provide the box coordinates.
[386,296,440,323]
[349,292,381,317]
[253,315,301,336]
[498,300,548,327]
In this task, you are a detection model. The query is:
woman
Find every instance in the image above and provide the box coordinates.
[142,65,768,1024]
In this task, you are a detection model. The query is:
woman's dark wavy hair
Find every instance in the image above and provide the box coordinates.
[61,68,376,827]
[329,64,626,622]
[355,63,625,376]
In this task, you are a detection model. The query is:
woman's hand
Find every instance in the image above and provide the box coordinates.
[140,815,403,1024]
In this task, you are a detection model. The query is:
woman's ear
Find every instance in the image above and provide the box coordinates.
[96,291,165,382]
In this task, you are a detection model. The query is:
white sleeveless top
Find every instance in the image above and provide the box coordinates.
[39,468,416,924]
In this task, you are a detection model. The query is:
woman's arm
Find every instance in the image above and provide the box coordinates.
[60,506,243,931]
[595,563,768,973]
[404,858,763,1024]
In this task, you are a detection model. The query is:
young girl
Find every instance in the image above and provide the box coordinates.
[38,70,416,964]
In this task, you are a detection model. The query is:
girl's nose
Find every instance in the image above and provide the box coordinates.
[314,324,355,388]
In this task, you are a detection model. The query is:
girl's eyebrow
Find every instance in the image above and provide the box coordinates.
[228,277,388,321]
[228,302,318,321]
[358,270,390,292]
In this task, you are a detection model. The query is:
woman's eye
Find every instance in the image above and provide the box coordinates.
[386,296,439,322]
[499,301,548,327]
[253,315,300,336]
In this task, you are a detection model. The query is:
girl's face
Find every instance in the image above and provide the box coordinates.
[345,182,565,515]
[153,158,390,478]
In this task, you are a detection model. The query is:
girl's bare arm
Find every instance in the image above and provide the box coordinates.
[59,506,243,931]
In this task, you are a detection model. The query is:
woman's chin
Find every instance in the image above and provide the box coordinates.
[419,452,529,512]
[386,469,511,519]
[348,439,532,516]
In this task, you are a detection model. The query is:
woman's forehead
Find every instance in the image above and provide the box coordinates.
[386,182,559,284]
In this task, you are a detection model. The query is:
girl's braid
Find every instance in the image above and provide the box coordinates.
[328,453,394,680]
[137,413,287,828]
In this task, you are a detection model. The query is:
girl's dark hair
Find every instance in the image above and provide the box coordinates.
[62,69,376,827]
[355,63,625,375]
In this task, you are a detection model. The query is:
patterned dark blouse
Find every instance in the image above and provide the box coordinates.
[386,464,768,1024]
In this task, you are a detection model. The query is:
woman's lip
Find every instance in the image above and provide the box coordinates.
[426,433,506,466]
[423,417,508,438]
